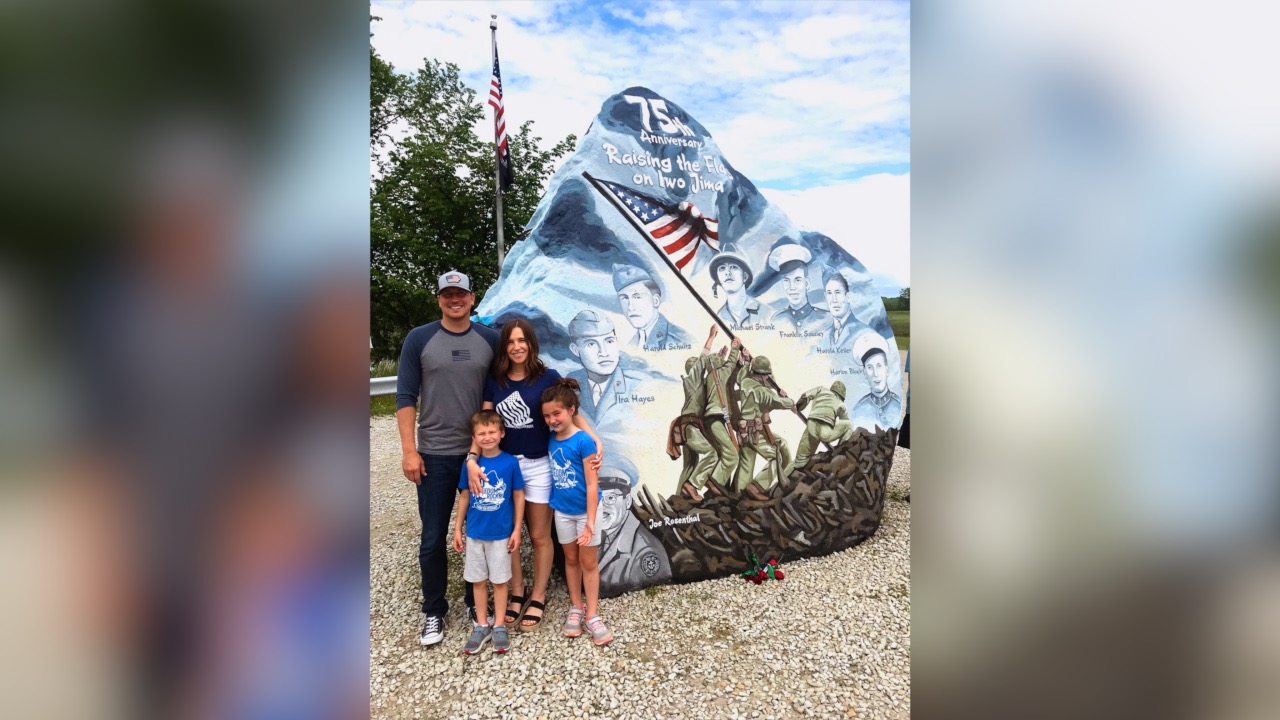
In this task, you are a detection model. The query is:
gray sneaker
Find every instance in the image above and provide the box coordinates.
[585,614,614,646]
[462,624,492,655]
[492,625,510,653]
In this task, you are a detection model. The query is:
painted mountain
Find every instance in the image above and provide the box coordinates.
[478,87,902,596]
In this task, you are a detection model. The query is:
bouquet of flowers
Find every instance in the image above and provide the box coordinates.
[739,552,784,584]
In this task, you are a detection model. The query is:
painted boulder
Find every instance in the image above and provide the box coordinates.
[478,87,902,597]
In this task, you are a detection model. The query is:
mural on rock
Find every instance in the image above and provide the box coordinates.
[477,87,902,597]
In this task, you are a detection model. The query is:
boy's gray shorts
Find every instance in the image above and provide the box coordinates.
[463,538,512,584]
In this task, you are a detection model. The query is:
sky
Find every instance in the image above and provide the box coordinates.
[371,0,910,292]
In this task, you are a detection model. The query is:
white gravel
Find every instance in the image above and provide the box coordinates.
[370,415,910,719]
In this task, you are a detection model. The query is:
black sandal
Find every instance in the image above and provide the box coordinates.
[505,591,527,625]
[518,599,546,632]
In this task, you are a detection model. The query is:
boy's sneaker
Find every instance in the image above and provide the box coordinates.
[419,615,445,646]
[462,624,492,655]
[492,625,510,653]
[585,614,614,646]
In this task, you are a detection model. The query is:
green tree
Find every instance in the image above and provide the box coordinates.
[370,47,575,361]
[898,286,910,309]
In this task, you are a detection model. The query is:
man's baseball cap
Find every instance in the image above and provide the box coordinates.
[437,271,472,294]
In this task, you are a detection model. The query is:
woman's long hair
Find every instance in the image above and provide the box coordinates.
[493,317,548,387]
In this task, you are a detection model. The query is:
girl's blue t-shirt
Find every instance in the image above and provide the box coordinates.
[483,368,563,459]
[547,429,602,516]
[456,451,525,541]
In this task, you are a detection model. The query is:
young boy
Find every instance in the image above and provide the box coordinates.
[451,410,525,654]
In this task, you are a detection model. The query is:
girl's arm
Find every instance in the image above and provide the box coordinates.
[578,457,599,546]
[465,401,496,493]
[572,412,604,471]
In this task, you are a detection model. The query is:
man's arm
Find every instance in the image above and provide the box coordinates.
[396,328,426,483]
[397,407,424,483]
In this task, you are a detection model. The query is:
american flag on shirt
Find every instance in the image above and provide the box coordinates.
[489,42,513,192]
[589,177,721,272]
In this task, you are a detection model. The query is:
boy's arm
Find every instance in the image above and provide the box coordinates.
[572,413,604,471]
[578,460,599,546]
[508,489,525,552]
[451,490,470,553]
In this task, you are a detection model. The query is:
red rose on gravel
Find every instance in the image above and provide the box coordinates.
[775,570,785,580]
[768,559,778,567]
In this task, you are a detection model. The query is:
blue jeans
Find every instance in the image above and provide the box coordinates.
[416,453,473,617]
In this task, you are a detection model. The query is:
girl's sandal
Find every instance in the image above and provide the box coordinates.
[505,591,528,626]
[518,599,546,632]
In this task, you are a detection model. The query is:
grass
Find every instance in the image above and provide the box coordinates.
[887,310,910,351]
[370,358,398,417]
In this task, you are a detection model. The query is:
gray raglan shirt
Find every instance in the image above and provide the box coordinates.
[395,320,500,454]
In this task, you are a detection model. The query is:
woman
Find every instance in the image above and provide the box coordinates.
[465,318,602,631]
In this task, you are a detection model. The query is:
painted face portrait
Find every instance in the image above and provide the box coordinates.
[716,261,745,293]
[863,352,888,395]
[781,266,809,307]
[825,277,849,319]
[599,486,630,533]
[571,331,619,376]
[617,281,659,330]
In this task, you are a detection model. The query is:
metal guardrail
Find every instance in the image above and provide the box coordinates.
[370,376,397,397]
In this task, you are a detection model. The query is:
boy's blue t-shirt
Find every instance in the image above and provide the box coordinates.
[483,368,563,459]
[456,451,525,541]
[547,430,602,516]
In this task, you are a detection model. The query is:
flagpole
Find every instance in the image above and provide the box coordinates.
[583,170,811,426]
[491,15,505,271]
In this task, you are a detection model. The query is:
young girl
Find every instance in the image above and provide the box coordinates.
[541,378,613,646]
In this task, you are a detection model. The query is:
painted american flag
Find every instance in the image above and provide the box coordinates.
[489,42,513,192]
[591,178,721,272]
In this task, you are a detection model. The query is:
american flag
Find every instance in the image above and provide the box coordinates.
[591,178,720,272]
[489,41,513,192]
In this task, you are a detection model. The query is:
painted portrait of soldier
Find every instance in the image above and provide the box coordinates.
[746,237,828,334]
[820,266,875,352]
[708,242,762,331]
[850,332,902,429]
[565,309,641,425]
[597,456,672,597]
[611,263,689,351]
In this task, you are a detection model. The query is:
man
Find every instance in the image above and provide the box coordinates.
[396,271,499,647]
[851,332,902,429]
[597,456,672,597]
[747,237,828,334]
[612,263,689,351]
[821,267,875,352]
[786,381,855,475]
[708,242,762,330]
[730,353,794,500]
[670,353,715,499]
[566,309,638,425]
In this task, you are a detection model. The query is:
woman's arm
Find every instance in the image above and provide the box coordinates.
[572,412,604,471]
[465,401,496,493]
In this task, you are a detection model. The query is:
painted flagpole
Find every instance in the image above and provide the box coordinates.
[490,15,506,271]
[582,171,810,426]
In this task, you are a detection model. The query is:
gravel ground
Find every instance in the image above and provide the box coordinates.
[370,415,910,719]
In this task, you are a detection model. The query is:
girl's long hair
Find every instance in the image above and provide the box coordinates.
[493,318,547,387]
[540,377,581,412]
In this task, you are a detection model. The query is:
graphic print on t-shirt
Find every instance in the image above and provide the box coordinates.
[495,390,534,429]
[473,469,506,512]
[550,447,577,490]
